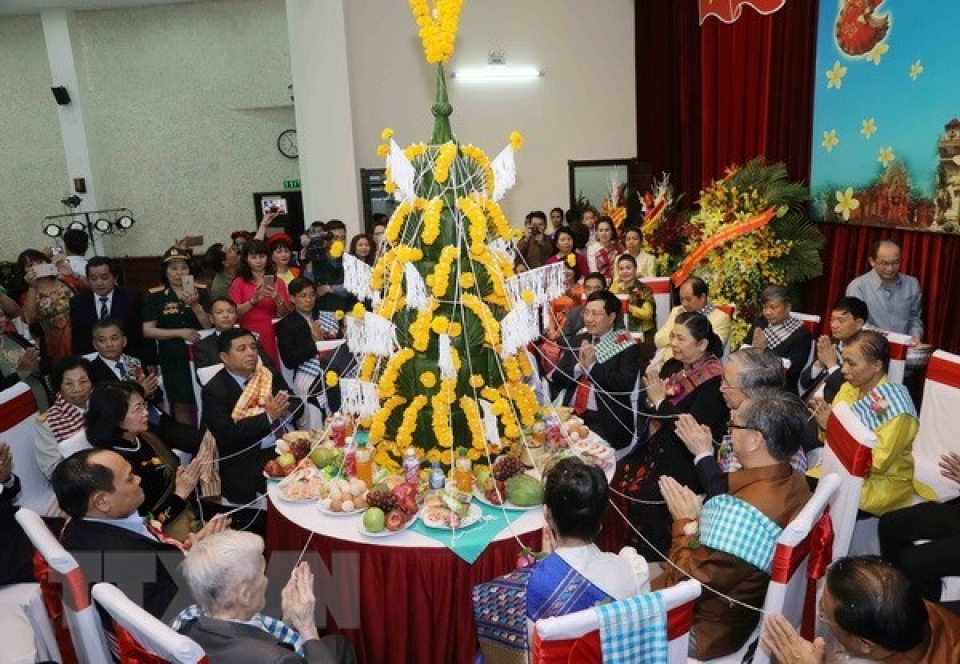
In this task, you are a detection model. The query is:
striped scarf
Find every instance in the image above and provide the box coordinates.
[231,364,274,422]
[46,394,86,442]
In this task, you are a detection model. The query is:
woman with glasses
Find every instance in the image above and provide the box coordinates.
[86,381,202,539]
[618,312,729,560]
[763,556,960,663]
[808,329,920,516]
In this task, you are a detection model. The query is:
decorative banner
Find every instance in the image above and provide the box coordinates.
[670,207,776,286]
[698,0,787,24]
[810,1,960,235]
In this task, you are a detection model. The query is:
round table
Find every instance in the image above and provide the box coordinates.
[266,484,544,664]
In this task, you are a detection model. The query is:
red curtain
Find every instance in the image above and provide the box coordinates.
[635,0,960,353]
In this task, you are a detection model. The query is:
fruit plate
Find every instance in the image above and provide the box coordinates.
[420,503,483,530]
[472,486,540,511]
[316,501,364,517]
[263,472,283,483]
[358,513,417,537]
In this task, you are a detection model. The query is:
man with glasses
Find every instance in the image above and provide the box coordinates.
[846,239,923,344]
[653,389,811,659]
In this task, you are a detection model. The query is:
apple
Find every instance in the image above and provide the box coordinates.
[386,509,407,531]
[264,460,284,478]
[276,453,297,469]
[363,508,386,533]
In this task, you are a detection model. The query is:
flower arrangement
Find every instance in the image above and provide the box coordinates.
[639,175,694,276]
[355,0,537,471]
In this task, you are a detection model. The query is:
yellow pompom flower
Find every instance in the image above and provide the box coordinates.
[521,290,535,304]
[335,310,344,320]
[448,321,462,338]
[376,143,389,158]
[380,127,394,141]
[460,272,476,289]
[420,371,437,389]
[325,371,339,388]
[351,302,366,318]
[469,374,485,389]
[510,131,524,151]
[566,253,576,267]
[431,316,449,335]
[329,240,344,258]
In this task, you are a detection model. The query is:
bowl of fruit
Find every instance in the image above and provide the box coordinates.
[474,456,544,511]
[316,477,369,515]
[264,433,343,480]
[359,482,420,536]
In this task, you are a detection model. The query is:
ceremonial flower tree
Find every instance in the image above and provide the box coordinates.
[644,159,824,349]
[336,0,561,472]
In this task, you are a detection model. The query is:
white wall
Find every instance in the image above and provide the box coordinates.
[343,0,636,225]
[0,14,70,259]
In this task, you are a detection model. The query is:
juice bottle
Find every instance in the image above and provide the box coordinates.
[343,436,357,478]
[454,448,473,492]
[403,447,420,484]
[355,441,373,487]
[331,415,346,448]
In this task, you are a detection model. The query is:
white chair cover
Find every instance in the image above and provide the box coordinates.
[874,330,912,385]
[59,429,92,459]
[911,350,960,500]
[92,583,208,664]
[15,508,111,664]
[0,583,62,663]
[1,383,60,516]
[196,363,224,387]
[640,277,673,330]
[186,329,217,425]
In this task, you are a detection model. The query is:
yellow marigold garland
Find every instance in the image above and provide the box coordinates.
[370,395,407,443]
[396,394,428,448]
[433,142,457,183]
[421,197,444,245]
[461,293,500,347]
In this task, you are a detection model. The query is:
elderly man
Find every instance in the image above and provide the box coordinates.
[799,296,868,403]
[552,290,652,450]
[763,556,960,664]
[653,389,811,659]
[846,239,923,343]
[178,530,355,663]
[653,277,731,358]
[52,449,228,620]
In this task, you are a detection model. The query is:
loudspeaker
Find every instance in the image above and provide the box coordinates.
[51,86,71,106]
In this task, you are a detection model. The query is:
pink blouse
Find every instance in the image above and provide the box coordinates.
[228,277,291,368]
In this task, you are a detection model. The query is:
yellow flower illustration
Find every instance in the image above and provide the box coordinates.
[866,42,888,66]
[878,146,896,168]
[909,60,923,80]
[822,129,839,153]
[834,187,860,221]
[826,61,847,89]
[860,118,877,139]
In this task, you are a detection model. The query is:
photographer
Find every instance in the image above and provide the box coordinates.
[517,210,554,269]
[302,220,355,312]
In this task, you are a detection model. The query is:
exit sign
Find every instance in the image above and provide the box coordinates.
[283,179,301,189]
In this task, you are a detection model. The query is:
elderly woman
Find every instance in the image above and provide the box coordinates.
[762,556,960,663]
[809,330,919,516]
[17,248,83,367]
[178,530,355,663]
[527,457,649,622]
[747,284,812,391]
[618,312,729,560]
[35,356,94,478]
[144,247,212,424]
[86,381,202,539]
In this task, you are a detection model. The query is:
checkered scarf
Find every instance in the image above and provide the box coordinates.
[597,591,668,664]
[699,494,782,574]
[594,330,635,364]
[231,364,274,422]
[171,605,305,656]
[762,316,802,349]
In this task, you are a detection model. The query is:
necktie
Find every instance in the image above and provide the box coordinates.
[116,361,127,379]
[99,296,109,319]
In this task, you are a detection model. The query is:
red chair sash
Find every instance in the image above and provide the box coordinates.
[114,621,169,664]
[0,388,37,430]
[927,355,960,390]
[33,552,79,664]
[531,629,602,664]
[666,602,694,641]
[827,416,873,477]
[642,279,672,295]
[888,342,908,361]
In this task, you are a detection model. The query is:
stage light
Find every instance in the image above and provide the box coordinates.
[67,220,86,232]
[43,223,63,238]
[116,215,135,230]
[93,217,112,233]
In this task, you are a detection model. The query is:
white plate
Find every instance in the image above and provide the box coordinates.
[420,503,483,530]
[274,490,320,503]
[316,339,345,352]
[317,502,364,517]
[357,512,417,537]
[472,486,540,511]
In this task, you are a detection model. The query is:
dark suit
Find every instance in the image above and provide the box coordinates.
[179,617,355,664]
[193,331,277,371]
[552,332,651,450]
[201,367,298,504]
[1,476,36,586]
[60,517,181,621]
[70,286,149,361]
[799,364,844,404]
[276,313,355,413]
[747,321,813,392]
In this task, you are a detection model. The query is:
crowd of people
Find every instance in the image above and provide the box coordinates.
[1,203,957,663]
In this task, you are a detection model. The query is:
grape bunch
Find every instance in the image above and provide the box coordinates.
[366,490,399,513]
[492,455,524,482]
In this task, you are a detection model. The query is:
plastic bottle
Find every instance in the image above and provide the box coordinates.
[428,461,446,491]
[355,441,373,487]
[403,447,420,484]
[454,448,473,493]
[343,436,357,478]
[544,414,563,454]
[331,415,346,448]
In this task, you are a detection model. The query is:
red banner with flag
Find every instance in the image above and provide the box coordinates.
[698,0,787,24]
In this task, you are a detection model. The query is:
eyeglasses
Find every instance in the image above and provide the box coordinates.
[874,259,900,268]
[726,421,760,435]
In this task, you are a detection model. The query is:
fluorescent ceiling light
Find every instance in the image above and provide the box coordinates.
[452,66,542,81]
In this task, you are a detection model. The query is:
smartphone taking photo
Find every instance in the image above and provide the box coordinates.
[263,275,276,289]
[181,274,196,295]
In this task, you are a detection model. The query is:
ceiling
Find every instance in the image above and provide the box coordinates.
[0,0,205,17]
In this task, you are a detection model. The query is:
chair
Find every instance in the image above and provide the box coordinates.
[1,382,60,516]
[92,583,208,664]
[875,330,912,385]
[15,508,111,664]
[0,583,62,663]
[790,312,822,337]
[58,429,92,459]
[639,277,673,330]
[196,363,223,388]
[531,579,701,664]
[820,402,878,559]
[185,329,216,426]
[715,304,736,359]
[912,350,960,500]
